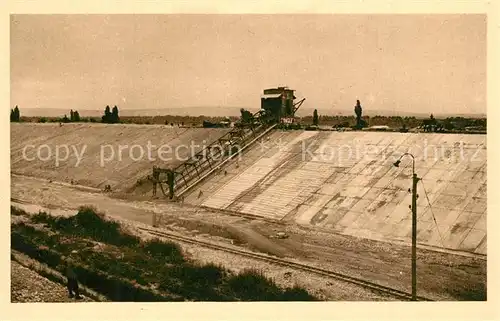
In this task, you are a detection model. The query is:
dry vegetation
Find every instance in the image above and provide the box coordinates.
[11,206,317,302]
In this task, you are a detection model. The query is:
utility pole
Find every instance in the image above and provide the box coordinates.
[411,172,419,301]
[394,152,419,301]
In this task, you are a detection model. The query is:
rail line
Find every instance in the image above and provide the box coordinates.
[138,226,433,301]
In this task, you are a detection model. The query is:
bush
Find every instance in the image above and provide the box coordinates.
[11,206,27,216]
[160,263,228,300]
[32,206,140,247]
[227,269,282,301]
[31,211,55,223]
[280,286,317,301]
[173,263,226,287]
[143,238,184,264]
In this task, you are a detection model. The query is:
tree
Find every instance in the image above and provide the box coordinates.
[354,100,362,121]
[353,100,366,129]
[112,105,119,123]
[313,109,319,126]
[70,109,81,122]
[102,105,112,123]
[443,118,455,131]
[10,105,20,122]
[14,106,20,121]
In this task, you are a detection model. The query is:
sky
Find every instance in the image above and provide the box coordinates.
[10,14,486,115]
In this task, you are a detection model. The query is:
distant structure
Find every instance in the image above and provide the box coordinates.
[354,100,367,130]
[261,87,297,123]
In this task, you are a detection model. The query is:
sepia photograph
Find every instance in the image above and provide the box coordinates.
[8,11,488,307]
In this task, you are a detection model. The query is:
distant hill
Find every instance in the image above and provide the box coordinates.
[18,107,486,119]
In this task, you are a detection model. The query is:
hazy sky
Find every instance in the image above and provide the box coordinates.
[10,14,486,115]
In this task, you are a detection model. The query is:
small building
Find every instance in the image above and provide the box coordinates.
[261,87,296,122]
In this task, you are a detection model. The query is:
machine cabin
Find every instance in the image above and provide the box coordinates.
[261,87,296,123]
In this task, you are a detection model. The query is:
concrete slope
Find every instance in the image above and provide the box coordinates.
[11,123,230,192]
[185,130,486,255]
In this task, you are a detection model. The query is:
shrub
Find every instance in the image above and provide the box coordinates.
[280,285,317,301]
[227,269,282,301]
[31,211,55,223]
[143,238,184,264]
[159,263,228,300]
[33,206,140,247]
[11,206,27,216]
[173,263,226,287]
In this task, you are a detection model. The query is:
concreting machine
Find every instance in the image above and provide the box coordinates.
[151,87,305,199]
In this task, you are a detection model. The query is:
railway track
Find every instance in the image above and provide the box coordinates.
[138,226,433,301]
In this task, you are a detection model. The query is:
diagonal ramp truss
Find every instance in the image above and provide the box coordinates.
[152,97,305,199]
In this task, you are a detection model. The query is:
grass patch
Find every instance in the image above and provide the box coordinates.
[11,230,179,301]
[143,238,185,264]
[445,282,487,301]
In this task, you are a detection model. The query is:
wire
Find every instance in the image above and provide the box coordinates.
[419,178,446,248]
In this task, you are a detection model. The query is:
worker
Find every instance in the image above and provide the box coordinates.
[63,258,81,299]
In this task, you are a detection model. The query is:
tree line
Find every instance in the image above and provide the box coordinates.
[10,103,486,132]
[303,103,485,132]
[10,105,120,124]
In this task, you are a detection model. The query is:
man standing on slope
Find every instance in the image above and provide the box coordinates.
[62,257,81,300]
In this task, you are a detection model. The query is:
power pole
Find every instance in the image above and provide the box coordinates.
[411,173,419,301]
[393,153,418,301]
